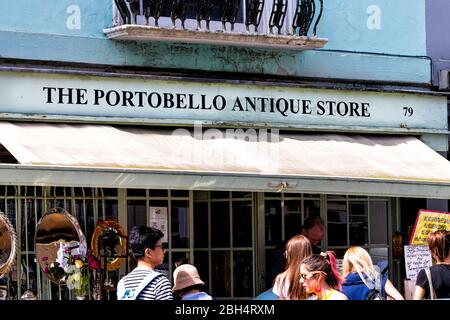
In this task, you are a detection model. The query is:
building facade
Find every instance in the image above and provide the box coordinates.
[1,0,449,299]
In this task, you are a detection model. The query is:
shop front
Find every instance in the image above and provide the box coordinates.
[0,68,449,299]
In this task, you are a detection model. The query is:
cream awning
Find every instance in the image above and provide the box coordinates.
[0,121,450,198]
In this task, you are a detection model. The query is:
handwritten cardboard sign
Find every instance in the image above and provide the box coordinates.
[404,245,432,280]
[410,209,450,245]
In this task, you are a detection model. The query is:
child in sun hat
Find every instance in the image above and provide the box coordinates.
[172,264,213,300]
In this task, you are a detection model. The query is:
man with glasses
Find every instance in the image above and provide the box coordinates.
[117,226,173,300]
[265,216,325,290]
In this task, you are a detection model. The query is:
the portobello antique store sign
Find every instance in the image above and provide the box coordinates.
[0,70,447,133]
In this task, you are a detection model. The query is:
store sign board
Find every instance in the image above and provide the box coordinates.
[404,245,432,280]
[409,209,450,245]
[0,71,446,131]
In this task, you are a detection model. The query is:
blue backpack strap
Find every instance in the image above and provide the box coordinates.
[118,271,162,300]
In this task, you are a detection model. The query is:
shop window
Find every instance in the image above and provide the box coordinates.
[194,250,210,294]
[194,202,209,248]
[127,188,147,197]
[232,191,253,199]
[233,250,253,297]
[370,201,388,245]
[4,186,117,300]
[210,191,230,199]
[148,189,168,197]
[211,201,230,247]
[265,200,282,246]
[194,192,255,298]
[233,201,252,247]
[211,250,231,297]
[284,199,302,241]
[127,199,146,235]
[349,201,368,246]
[327,201,348,247]
[171,200,190,248]
[171,190,189,197]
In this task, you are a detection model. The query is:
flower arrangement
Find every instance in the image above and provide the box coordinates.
[64,248,100,299]
[40,256,65,283]
[41,244,100,299]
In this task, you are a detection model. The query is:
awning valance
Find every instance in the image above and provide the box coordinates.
[0,121,450,198]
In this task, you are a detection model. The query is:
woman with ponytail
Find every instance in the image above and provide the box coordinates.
[299,251,348,300]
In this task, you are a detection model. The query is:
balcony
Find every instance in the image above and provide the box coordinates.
[104,0,327,50]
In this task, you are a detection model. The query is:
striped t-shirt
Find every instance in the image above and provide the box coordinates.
[117,266,173,300]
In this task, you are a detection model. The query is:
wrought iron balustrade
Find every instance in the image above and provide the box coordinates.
[113,0,324,37]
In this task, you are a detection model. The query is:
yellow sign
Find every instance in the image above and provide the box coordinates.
[410,209,450,245]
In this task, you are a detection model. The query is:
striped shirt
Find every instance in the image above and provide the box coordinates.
[118,266,173,300]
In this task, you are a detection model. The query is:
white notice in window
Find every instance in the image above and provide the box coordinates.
[149,207,168,243]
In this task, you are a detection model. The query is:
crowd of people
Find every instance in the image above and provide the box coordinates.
[116,220,450,300]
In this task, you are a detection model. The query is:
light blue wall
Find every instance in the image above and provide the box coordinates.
[320,0,426,55]
[0,1,429,84]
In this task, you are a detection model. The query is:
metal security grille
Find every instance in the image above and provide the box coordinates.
[0,186,118,300]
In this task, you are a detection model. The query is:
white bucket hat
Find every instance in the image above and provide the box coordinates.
[173,264,205,291]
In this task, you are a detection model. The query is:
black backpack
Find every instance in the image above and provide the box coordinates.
[366,289,386,300]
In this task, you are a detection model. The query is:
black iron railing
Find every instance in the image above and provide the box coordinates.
[114,0,323,36]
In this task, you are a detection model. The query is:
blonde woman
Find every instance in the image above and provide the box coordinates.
[341,246,403,300]
[272,235,312,299]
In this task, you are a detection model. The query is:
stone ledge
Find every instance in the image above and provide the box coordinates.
[103,24,328,50]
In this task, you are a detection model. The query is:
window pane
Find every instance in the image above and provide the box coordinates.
[194,191,208,201]
[127,200,146,235]
[194,202,209,247]
[265,200,281,246]
[284,200,301,241]
[264,192,281,198]
[233,201,252,247]
[211,251,231,297]
[172,251,190,269]
[370,201,388,245]
[99,199,119,221]
[349,201,368,246]
[101,188,118,197]
[232,192,252,199]
[194,250,210,294]
[149,189,168,197]
[210,191,229,199]
[304,199,321,221]
[233,250,253,297]
[211,202,230,247]
[127,189,146,197]
[171,200,189,248]
[171,190,189,197]
[327,201,347,246]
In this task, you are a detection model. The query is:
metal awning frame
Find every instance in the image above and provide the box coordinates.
[1,164,449,199]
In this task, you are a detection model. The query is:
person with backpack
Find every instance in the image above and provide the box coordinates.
[341,246,404,300]
[117,226,173,300]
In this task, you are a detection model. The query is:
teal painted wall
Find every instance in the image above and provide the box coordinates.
[0,1,429,84]
[321,0,426,55]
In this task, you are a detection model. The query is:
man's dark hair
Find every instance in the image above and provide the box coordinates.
[301,215,324,232]
[129,226,164,260]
